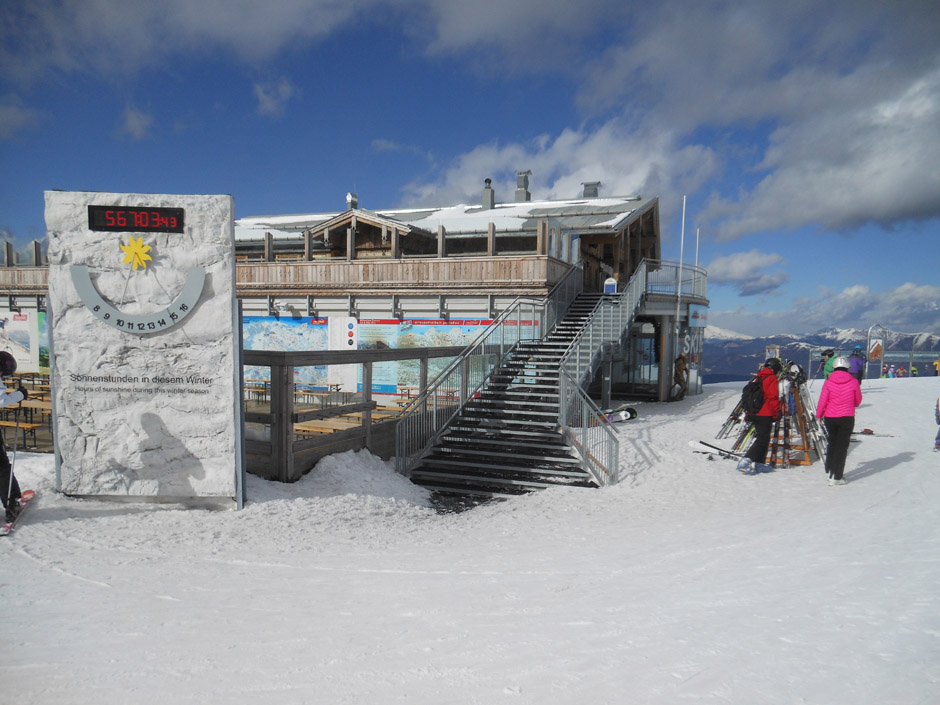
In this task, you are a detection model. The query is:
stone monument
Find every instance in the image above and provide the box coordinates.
[45,191,244,505]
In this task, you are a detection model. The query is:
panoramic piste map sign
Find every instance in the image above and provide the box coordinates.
[45,191,243,504]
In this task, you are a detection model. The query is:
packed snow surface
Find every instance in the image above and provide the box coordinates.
[3,378,939,704]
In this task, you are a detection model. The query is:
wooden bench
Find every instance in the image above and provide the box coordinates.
[0,419,41,448]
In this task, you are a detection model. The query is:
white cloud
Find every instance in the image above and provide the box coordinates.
[0,94,42,139]
[399,120,721,224]
[254,77,295,116]
[118,105,154,140]
[712,281,940,336]
[704,66,940,240]
[371,138,435,165]
[0,0,374,82]
[705,250,788,297]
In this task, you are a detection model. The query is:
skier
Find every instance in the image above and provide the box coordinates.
[848,345,866,383]
[671,353,689,401]
[0,352,29,522]
[816,356,862,485]
[736,358,782,474]
[817,349,835,379]
[934,394,940,452]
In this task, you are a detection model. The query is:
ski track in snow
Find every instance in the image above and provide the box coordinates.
[2,378,939,704]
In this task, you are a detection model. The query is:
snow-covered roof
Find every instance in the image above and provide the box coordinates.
[235,195,656,242]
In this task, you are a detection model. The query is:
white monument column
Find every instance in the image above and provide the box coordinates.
[45,191,243,503]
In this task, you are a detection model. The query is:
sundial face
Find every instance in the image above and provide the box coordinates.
[70,236,205,336]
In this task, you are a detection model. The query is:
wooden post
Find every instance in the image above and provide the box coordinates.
[391,227,400,258]
[487,222,496,256]
[437,224,446,257]
[264,232,273,262]
[269,362,294,482]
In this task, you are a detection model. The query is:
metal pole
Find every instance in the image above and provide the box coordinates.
[674,196,686,356]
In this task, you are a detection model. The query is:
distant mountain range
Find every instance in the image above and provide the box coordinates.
[703,326,940,382]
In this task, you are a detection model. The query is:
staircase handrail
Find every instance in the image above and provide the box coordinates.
[395,264,584,475]
[558,368,620,486]
[557,260,649,388]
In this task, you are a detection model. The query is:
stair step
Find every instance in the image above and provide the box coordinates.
[440,435,570,452]
[444,427,563,441]
[411,468,595,491]
[430,447,579,464]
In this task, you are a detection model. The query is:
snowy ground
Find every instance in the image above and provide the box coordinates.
[3,378,939,704]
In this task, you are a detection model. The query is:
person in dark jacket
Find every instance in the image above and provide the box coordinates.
[0,352,27,521]
[737,358,782,474]
[817,356,863,485]
[848,345,866,382]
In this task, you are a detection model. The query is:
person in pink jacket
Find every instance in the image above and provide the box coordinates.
[816,356,863,485]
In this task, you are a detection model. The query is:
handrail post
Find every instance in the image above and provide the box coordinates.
[269,361,294,483]
[362,361,373,447]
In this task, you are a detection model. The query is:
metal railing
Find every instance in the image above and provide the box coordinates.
[554,260,650,484]
[558,369,620,486]
[394,258,704,487]
[395,264,584,475]
[646,259,707,299]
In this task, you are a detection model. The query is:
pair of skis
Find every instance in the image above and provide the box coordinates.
[1,489,35,536]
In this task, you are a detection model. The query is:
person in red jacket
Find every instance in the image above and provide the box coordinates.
[737,358,782,474]
[816,356,863,485]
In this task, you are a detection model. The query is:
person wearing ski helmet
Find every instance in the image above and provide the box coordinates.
[816,355,862,485]
[737,358,783,474]
[848,345,866,382]
[819,349,836,379]
[0,351,29,521]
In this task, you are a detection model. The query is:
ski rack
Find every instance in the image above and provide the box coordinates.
[717,375,827,467]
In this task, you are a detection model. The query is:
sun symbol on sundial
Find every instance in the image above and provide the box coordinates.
[70,236,206,336]
[120,237,152,271]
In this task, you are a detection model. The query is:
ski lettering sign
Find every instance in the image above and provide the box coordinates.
[44,192,244,506]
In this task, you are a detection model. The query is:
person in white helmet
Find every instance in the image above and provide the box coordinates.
[816,356,862,485]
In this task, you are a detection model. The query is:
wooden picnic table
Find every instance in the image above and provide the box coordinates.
[294,418,361,437]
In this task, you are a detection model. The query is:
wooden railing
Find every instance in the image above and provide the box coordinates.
[0,255,573,297]
[236,255,571,295]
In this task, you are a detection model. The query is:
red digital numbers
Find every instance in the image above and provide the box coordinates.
[88,205,184,233]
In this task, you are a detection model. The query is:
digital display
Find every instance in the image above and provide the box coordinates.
[88,205,185,233]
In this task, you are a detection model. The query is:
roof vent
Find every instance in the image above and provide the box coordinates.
[581,181,601,198]
[515,170,531,202]
[482,178,495,210]
[346,192,358,210]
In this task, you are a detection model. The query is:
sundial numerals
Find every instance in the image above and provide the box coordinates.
[70,265,206,336]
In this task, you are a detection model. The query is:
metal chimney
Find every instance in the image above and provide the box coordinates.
[346,192,358,210]
[515,170,531,202]
[581,181,601,198]
[482,178,495,210]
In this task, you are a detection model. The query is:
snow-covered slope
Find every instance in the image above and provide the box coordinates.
[4,377,940,704]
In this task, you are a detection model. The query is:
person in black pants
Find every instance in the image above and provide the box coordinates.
[0,351,28,521]
[816,356,863,485]
[737,358,782,473]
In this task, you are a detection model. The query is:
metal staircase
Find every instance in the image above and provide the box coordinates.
[408,294,604,496]
[396,259,660,498]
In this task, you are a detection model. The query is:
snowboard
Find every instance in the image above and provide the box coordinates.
[1,489,36,536]
[605,406,638,423]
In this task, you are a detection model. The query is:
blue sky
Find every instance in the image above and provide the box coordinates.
[2,0,939,337]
